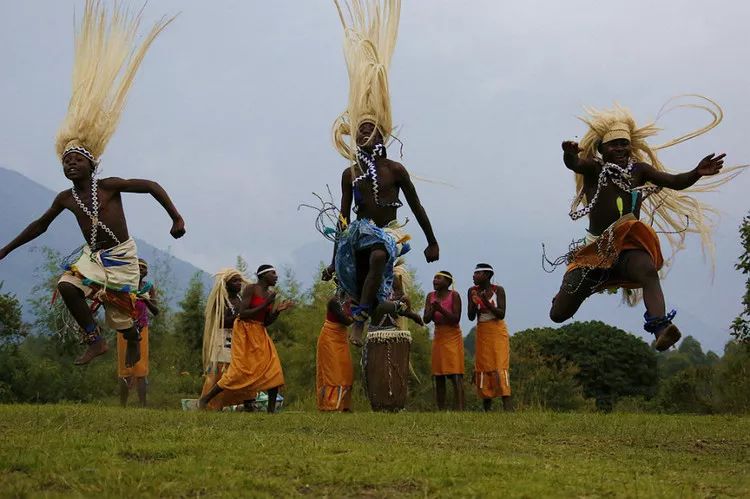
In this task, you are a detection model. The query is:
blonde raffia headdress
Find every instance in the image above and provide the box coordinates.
[574,95,746,276]
[55,0,176,167]
[331,0,400,162]
[202,268,248,372]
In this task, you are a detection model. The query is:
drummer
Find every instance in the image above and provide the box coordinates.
[467,264,512,412]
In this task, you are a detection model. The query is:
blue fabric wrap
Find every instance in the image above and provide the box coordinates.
[335,218,398,304]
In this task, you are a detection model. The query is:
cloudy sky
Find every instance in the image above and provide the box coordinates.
[1,1,748,352]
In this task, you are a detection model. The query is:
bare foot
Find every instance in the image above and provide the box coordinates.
[74,338,109,365]
[654,324,682,351]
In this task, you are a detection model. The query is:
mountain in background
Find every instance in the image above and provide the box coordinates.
[0,166,210,317]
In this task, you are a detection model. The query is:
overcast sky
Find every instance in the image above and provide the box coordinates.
[1,1,748,352]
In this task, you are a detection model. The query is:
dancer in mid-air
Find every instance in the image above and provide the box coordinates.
[0,1,183,366]
[549,97,742,350]
[322,0,439,346]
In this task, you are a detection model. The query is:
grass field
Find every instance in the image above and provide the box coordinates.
[0,405,748,498]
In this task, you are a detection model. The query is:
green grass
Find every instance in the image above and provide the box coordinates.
[0,405,748,498]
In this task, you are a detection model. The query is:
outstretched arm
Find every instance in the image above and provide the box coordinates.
[396,163,439,262]
[638,153,725,190]
[323,169,353,281]
[0,193,66,260]
[562,141,598,175]
[100,177,185,238]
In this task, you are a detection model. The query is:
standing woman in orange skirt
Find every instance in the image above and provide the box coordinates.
[468,263,512,412]
[316,293,354,411]
[424,271,464,410]
[199,265,293,413]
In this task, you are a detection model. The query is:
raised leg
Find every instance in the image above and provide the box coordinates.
[57,282,96,330]
[612,250,665,318]
[549,268,602,323]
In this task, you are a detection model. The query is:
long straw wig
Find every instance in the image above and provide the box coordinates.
[332,0,400,162]
[575,95,745,272]
[202,268,248,372]
[55,0,175,166]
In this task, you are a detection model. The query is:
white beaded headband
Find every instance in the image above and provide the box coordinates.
[62,146,99,166]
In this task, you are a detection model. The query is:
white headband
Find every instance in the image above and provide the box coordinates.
[474,265,494,273]
[256,267,276,277]
[62,146,100,166]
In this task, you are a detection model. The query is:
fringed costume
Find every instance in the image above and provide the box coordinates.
[551,96,745,336]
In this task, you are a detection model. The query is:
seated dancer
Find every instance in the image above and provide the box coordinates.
[322,0,439,346]
[468,264,512,412]
[199,265,293,413]
[423,271,465,411]
[0,1,183,366]
[549,98,741,351]
[316,292,355,412]
[200,268,249,411]
[117,259,159,407]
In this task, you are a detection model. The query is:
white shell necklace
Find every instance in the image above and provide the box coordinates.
[71,174,121,250]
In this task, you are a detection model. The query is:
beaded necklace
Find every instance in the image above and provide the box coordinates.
[71,174,121,250]
[569,158,663,221]
[352,144,403,213]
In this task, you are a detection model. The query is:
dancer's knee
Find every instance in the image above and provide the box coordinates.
[631,259,659,284]
[549,300,571,323]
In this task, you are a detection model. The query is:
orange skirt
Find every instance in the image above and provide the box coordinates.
[431,323,465,376]
[217,320,284,405]
[316,320,354,411]
[117,326,148,378]
[473,320,510,399]
[567,215,664,290]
